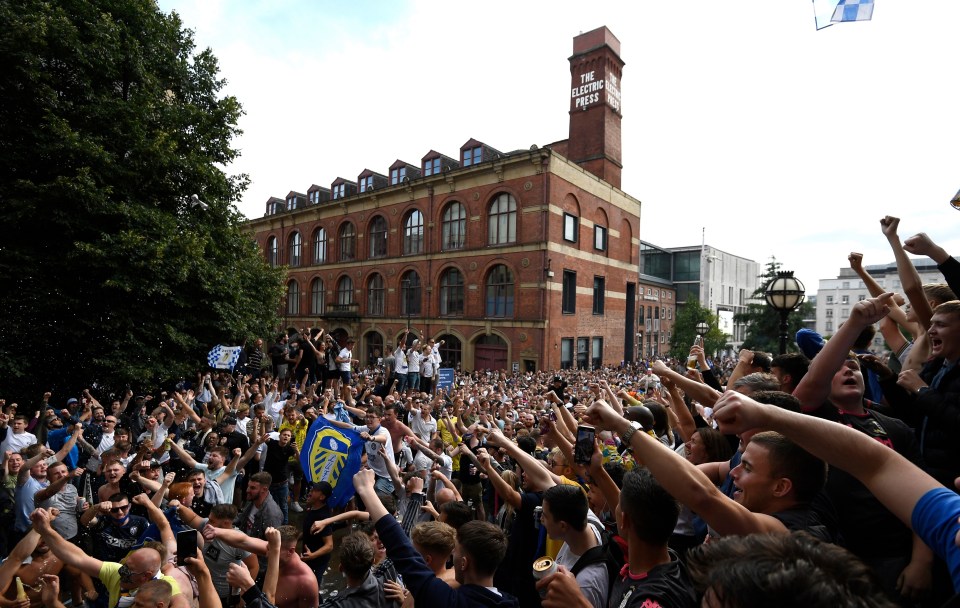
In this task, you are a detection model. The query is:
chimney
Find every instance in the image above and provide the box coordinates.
[567,26,624,189]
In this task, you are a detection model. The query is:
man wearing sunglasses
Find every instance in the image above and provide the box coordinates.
[29,506,189,608]
[80,492,151,563]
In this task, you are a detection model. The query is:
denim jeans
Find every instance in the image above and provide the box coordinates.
[407,371,420,391]
[270,482,290,525]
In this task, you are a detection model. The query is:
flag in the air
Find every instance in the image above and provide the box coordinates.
[207,345,242,370]
[300,417,364,508]
[832,0,874,23]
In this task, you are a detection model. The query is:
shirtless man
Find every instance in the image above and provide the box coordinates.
[411,521,459,588]
[2,537,64,608]
[201,524,318,608]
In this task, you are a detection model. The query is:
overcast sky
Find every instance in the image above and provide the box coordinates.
[157,0,960,295]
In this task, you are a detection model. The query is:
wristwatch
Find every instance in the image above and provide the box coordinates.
[620,421,642,445]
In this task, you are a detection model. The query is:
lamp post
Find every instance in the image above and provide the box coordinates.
[695,321,709,336]
[765,270,805,355]
[402,278,412,334]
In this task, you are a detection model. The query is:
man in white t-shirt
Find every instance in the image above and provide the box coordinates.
[329,406,394,495]
[0,416,37,464]
[336,338,359,402]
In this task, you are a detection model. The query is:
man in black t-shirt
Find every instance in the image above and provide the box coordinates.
[263,429,299,524]
[302,481,334,587]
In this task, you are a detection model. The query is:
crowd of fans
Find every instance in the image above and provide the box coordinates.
[1,218,960,608]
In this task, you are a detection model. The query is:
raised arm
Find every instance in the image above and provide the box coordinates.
[33,508,104,578]
[476,449,521,509]
[485,428,555,492]
[0,529,41,595]
[202,525,269,556]
[904,232,960,299]
[652,360,721,408]
[882,217,934,330]
[35,466,85,503]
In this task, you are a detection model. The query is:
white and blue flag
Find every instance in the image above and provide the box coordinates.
[832,0,874,23]
[207,344,242,370]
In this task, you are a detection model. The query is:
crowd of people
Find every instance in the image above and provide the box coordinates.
[1,218,959,608]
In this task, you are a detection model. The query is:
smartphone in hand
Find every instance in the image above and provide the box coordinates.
[574,424,596,465]
[176,529,198,566]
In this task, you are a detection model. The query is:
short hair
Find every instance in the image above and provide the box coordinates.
[339,532,375,579]
[694,428,735,463]
[209,446,230,459]
[141,540,169,563]
[770,354,810,387]
[932,300,960,317]
[603,461,627,489]
[249,472,272,486]
[108,492,130,504]
[187,469,206,480]
[411,521,456,558]
[517,436,536,454]
[379,493,397,516]
[168,482,194,503]
[751,390,802,413]
[457,520,508,577]
[137,579,173,604]
[22,444,42,458]
[277,524,301,544]
[366,406,384,418]
[210,504,238,521]
[733,373,780,394]
[750,352,773,372]
[619,468,678,545]
[750,432,826,504]
[440,501,474,530]
[924,284,957,306]
[686,532,895,608]
[543,484,588,532]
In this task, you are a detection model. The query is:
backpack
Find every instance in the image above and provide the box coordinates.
[570,524,628,597]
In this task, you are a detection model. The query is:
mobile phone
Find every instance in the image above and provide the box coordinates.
[574,424,596,465]
[176,529,198,566]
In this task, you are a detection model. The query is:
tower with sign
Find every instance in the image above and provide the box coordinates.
[567,26,624,189]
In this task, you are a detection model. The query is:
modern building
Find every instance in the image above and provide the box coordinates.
[245,27,644,372]
[641,242,759,351]
[815,260,946,343]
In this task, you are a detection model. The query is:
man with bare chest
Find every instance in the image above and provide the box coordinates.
[202,524,319,608]
[3,540,64,608]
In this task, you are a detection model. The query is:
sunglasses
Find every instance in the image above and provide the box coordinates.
[110,504,131,514]
[117,564,149,580]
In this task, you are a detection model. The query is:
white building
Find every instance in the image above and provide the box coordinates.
[815,260,945,345]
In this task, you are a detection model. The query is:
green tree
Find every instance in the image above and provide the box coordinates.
[668,300,727,358]
[0,0,284,401]
[734,258,814,354]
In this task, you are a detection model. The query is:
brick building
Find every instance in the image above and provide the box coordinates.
[246,27,645,372]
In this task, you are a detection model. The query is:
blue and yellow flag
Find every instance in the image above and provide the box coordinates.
[300,417,364,508]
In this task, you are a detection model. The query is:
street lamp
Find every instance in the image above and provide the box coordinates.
[402,278,412,333]
[765,270,805,355]
[695,321,709,336]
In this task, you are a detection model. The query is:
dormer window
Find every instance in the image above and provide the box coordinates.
[360,176,374,192]
[463,146,482,167]
[424,158,441,176]
[309,191,320,205]
[390,167,407,185]
[286,196,297,211]
[332,183,346,200]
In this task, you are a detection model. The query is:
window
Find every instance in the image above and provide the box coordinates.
[561,338,574,370]
[594,225,607,251]
[439,268,465,316]
[309,190,320,205]
[825,321,833,332]
[286,281,300,315]
[563,213,578,242]
[403,210,424,255]
[310,279,324,315]
[367,274,384,316]
[667,308,672,320]
[286,196,297,211]
[288,232,301,267]
[463,146,482,167]
[401,271,421,316]
[841,295,850,305]
[266,236,278,267]
[655,290,659,298]
[841,308,849,318]
[338,222,356,261]
[485,264,514,317]
[369,216,387,258]
[424,158,441,176]
[442,202,466,250]
[391,167,407,185]
[488,194,517,245]
[436,334,462,369]
[359,176,374,192]
[313,228,327,264]
[332,183,346,200]
[593,276,605,315]
[336,276,353,306]
[591,337,603,368]
[826,309,834,317]
[562,270,577,314]
[577,337,589,369]
[858,294,866,301]
[842,281,850,289]
[826,295,834,304]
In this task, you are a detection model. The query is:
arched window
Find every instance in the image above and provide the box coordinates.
[436,334,462,370]
[288,232,301,267]
[439,267,464,316]
[441,202,466,251]
[310,278,324,315]
[266,236,279,267]
[364,332,384,368]
[286,280,300,315]
[367,274,385,316]
[338,222,356,262]
[313,228,327,264]
[369,216,387,258]
[485,264,514,317]
[488,193,516,245]
[401,271,421,316]
[403,210,424,255]
[336,276,354,306]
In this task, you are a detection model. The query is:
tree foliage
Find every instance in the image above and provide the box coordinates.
[0,0,284,401]
[668,300,728,358]
[734,258,814,354]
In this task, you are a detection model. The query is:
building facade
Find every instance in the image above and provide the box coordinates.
[816,260,945,342]
[245,27,643,372]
